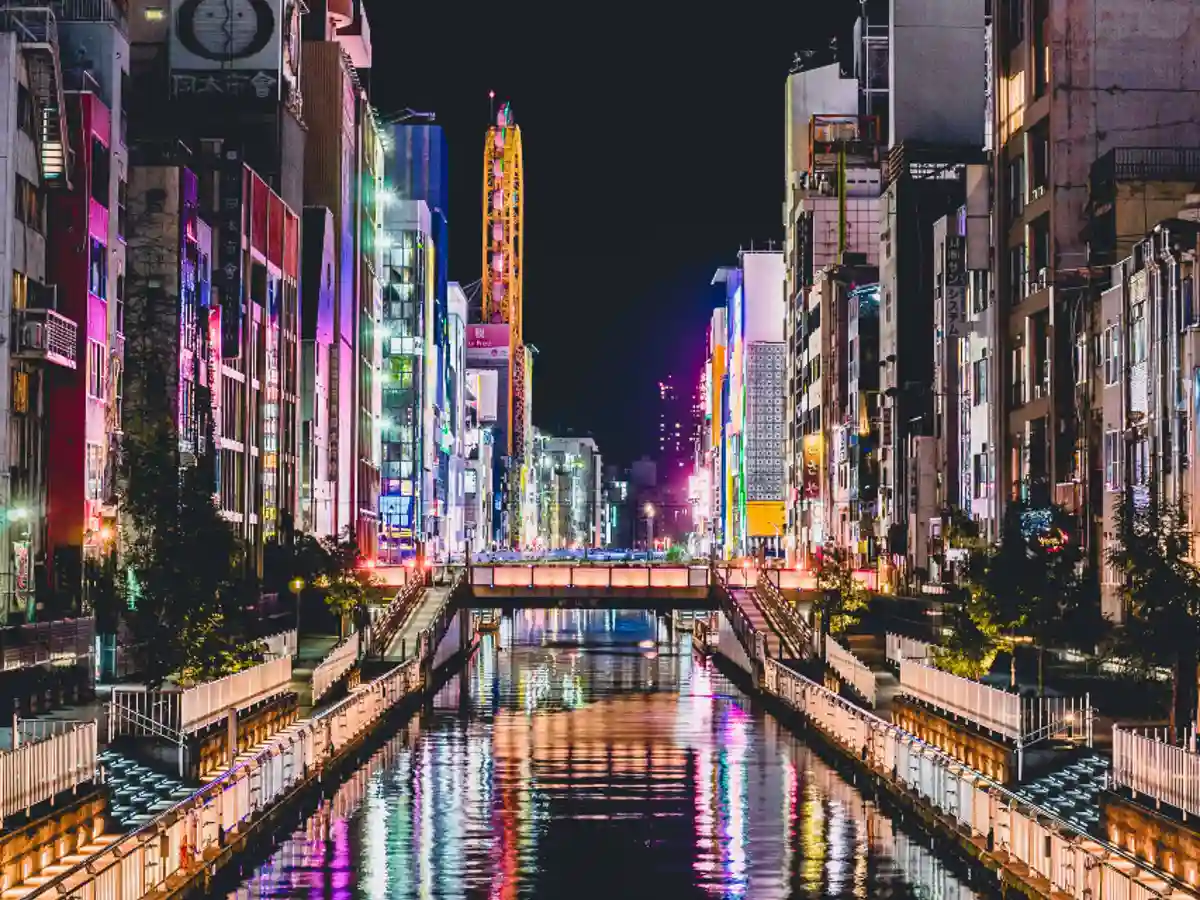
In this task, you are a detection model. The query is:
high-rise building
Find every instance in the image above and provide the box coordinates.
[532,432,603,550]
[656,375,689,478]
[0,5,75,622]
[386,124,450,557]
[714,250,786,558]
[991,0,1200,608]
[782,45,882,568]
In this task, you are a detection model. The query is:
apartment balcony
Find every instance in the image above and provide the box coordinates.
[48,0,127,32]
[13,308,78,369]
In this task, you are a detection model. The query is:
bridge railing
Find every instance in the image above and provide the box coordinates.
[469,564,818,592]
[0,720,97,824]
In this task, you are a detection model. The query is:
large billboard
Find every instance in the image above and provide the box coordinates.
[466,324,510,366]
[170,0,299,101]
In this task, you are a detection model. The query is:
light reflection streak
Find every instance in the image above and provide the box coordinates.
[225,611,983,900]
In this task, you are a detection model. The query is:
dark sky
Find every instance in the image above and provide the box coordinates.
[361,1,854,466]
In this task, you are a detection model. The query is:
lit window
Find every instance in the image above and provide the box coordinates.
[143,7,165,21]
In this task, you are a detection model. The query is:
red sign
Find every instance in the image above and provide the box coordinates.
[466,324,510,363]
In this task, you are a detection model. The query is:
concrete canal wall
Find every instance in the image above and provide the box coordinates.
[716,645,1190,900]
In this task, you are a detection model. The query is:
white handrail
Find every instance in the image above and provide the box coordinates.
[766,660,1177,900]
[0,721,97,824]
[260,629,297,660]
[885,633,933,666]
[311,631,361,705]
[826,637,877,706]
[24,657,424,900]
[900,658,1021,740]
[179,657,292,734]
[1112,724,1200,820]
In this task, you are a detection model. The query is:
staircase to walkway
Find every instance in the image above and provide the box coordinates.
[384,586,452,662]
[730,589,782,659]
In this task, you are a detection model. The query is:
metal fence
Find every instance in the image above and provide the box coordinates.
[765,659,1178,900]
[886,633,933,667]
[1112,725,1200,821]
[0,720,97,824]
[0,616,94,671]
[826,637,877,706]
[179,657,292,733]
[900,658,1022,740]
[898,659,1093,764]
[23,657,423,900]
[260,629,297,660]
[110,658,293,744]
[311,632,361,705]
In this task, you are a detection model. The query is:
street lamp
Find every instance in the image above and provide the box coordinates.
[289,577,305,636]
[644,503,656,553]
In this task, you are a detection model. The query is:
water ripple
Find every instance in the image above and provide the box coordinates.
[228,609,985,900]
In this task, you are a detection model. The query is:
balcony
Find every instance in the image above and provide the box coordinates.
[13,307,78,369]
[48,0,127,33]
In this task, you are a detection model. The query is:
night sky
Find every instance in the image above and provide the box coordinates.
[361,1,853,466]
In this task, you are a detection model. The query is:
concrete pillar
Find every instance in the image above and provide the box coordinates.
[227,709,238,769]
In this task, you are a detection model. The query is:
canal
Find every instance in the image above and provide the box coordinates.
[227,609,988,899]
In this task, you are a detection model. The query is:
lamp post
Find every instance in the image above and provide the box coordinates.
[289,577,306,636]
[644,503,656,553]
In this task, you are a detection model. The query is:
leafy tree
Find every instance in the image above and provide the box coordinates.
[815,544,869,639]
[120,301,260,688]
[967,501,1093,694]
[1108,490,1200,739]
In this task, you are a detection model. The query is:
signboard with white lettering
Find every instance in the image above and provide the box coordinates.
[170,0,290,102]
[944,235,967,339]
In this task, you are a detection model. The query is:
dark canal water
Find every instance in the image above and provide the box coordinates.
[227,609,985,900]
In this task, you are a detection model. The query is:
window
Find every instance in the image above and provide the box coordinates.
[973,452,992,499]
[91,138,111,207]
[87,341,105,398]
[88,239,107,298]
[13,176,43,233]
[1029,214,1051,279]
[1003,0,1025,50]
[1007,156,1025,218]
[1102,326,1121,386]
[972,355,989,406]
[116,178,127,240]
[16,83,34,138]
[86,444,104,500]
[1009,243,1027,304]
[1130,302,1147,365]
[12,272,26,310]
[11,370,28,415]
[1028,121,1049,196]
[1104,431,1121,491]
[115,274,125,333]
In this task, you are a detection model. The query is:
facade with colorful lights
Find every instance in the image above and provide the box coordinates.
[709,251,786,559]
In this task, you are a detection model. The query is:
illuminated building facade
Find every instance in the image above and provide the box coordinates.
[712,250,785,559]
[377,199,432,563]
[0,8,76,621]
[531,432,603,550]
